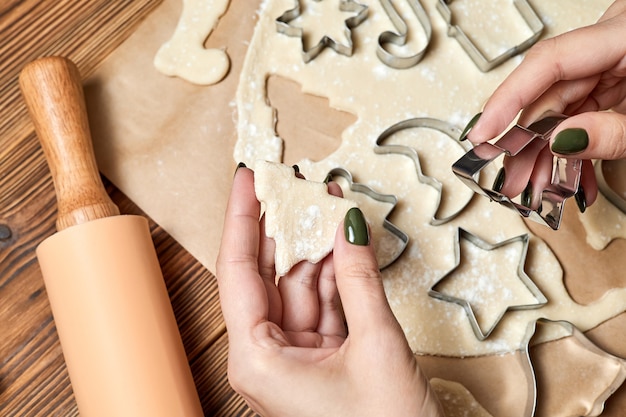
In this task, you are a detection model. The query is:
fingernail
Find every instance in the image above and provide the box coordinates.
[234,162,246,176]
[460,112,482,141]
[492,167,506,193]
[344,207,369,246]
[575,186,587,213]
[521,182,532,208]
[292,164,300,174]
[551,128,589,155]
[323,173,333,185]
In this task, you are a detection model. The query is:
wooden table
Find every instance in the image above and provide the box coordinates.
[0,1,254,415]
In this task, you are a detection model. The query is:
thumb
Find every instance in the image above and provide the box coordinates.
[550,112,626,160]
[333,207,400,338]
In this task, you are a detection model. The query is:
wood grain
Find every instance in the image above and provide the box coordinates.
[0,1,253,415]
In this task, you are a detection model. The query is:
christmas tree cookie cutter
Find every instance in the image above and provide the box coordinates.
[374,117,476,225]
[436,0,544,72]
[377,0,432,69]
[325,167,409,269]
[428,228,547,341]
[276,0,368,63]
[452,115,582,230]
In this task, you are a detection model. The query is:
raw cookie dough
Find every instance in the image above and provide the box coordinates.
[431,378,493,417]
[154,0,230,85]
[234,0,626,358]
[254,160,357,275]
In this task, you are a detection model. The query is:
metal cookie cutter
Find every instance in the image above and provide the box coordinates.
[428,228,547,341]
[377,0,432,69]
[276,0,368,63]
[452,115,582,230]
[326,167,409,269]
[375,117,476,225]
[436,0,544,72]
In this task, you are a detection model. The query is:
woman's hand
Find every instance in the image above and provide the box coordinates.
[463,0,626,210]
[216,165,442,417]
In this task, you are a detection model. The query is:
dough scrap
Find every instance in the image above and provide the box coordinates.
[254,160,357,276]
[154,0,230,85]
[431,378,494,417]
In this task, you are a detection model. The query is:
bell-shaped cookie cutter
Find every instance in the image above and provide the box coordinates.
[377,0,432,69]
[428,228,547,341]
[276,0,368,63]
[326,167,408,269]
[374,117,477,225]
[436,0,544,72]
[452,115,582,230]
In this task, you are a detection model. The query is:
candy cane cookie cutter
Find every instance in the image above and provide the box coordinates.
[436,0,544,72]
[452,115,582,230]
[374,117,476,225]
[326,167,409,269]
[377,0,432,69]
[428,228,547,341]
[276,0,368,63]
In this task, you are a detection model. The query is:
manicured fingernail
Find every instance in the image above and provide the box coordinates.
[492,167,506,193]
[551,128,589,155]
[521,182,532,208]
[323,173,333,185]
[460,112,482,141]
[344,207,369,246]
[292,164,300,174]
[575,186,587,213]
[235,162,246,176]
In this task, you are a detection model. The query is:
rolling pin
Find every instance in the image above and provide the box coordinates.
[19,56,204,417]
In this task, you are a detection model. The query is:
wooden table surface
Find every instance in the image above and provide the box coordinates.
[0,1,255,415]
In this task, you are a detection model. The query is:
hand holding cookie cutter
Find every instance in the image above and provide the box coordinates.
[452,115,582,230]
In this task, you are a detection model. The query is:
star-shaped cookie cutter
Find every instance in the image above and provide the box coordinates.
[428,228,547,340]
[377,0,432,69]
[276,0,368,63]
[374,117,477,225]
[452,115,582,230]
[326,167,408,269]
[436,0,544,72]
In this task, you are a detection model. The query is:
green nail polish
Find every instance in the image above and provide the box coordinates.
[235,162,246,176]
[551,128,589,155]
[575,186,587,213]
[460,112,482,141]
[492,167,506,193]
[323,173,333,185]
[292,164,300,174]
[521,182,532,208]
[344,207,369,246]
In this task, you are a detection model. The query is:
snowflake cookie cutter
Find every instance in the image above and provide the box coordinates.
[276,0,368,63]
[377,0,432,69]
[436,0,544,72]
[326,167,408,269]
[374,117,476,225]
[452,115,582,230]
[428,228,547,341]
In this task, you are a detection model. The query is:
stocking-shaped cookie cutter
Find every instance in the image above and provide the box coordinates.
[452,115,582,230]
[436,0,544,72]
[276,0,368,63]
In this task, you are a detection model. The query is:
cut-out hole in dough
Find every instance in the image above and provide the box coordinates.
[266,75,356,165]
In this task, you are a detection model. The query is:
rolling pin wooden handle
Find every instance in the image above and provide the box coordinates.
[19,56,119,231]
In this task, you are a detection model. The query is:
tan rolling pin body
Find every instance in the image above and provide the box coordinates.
[20,57,204,417]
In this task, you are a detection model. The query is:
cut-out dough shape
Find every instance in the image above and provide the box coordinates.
[374,117,475,225]
[327,167,408,269]
[530,319,626,417]
[429,229,547,340]
[154,0,231,85]
[276,0,368,62]
[254,160,357,276]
